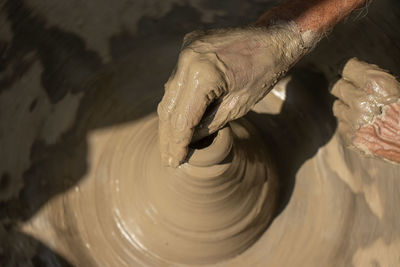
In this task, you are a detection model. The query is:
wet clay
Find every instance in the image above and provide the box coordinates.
[23,112,278,265]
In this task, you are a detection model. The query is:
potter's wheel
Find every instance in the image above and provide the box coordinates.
[21,61,400,267]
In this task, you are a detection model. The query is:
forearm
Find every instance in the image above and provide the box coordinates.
[255,0,369,35]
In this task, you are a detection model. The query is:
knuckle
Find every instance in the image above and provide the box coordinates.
[179,48,198,61]
[182,30,205,48]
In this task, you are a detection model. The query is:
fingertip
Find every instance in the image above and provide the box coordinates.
[160,154,180,168]
[341,57,362,76]
[192,126,213,142]
[337,57,352,76]
[331,79,344,98]
[331,79,361,105]
[168,157,180,168]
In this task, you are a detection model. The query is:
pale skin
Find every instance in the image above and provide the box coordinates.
[157,0,400,167]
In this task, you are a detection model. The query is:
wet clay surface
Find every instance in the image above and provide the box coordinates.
[1,0,400,266]
[25,116,278,266]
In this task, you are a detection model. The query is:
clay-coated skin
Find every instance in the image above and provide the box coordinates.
[157,23,313,167]
[332,58,400,164]
[158,0,370,168]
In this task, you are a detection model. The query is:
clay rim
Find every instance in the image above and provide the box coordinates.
[186,127,233,167]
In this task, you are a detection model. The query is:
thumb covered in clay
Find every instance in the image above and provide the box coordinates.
[158,23,312,167]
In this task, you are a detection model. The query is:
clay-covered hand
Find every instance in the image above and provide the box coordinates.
[158,24,310,167]
[332,58,400,164]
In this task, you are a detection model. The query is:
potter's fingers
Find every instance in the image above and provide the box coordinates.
[332,80,381,127]
[193,93,249,140]
[342,58,380,88]
[157,61,197,167]
[331,77,395,129]
[342,58,400,99]
[331,79,365,108]
[191,98,223,141]
[158,47,226,166]
[333,99,373,129]
[167,94,210,167]
[157,86,178,166]
[158,120,171,165]
[157,102,174,166]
